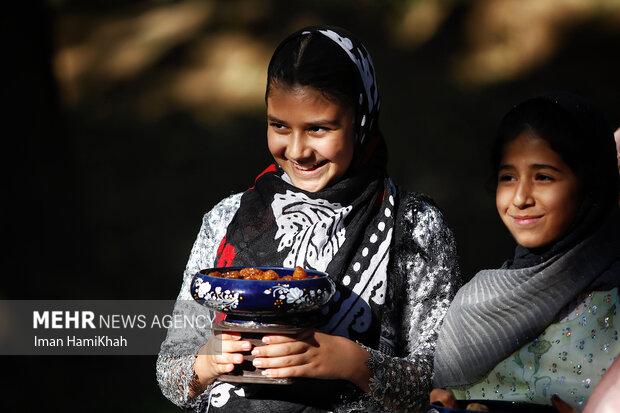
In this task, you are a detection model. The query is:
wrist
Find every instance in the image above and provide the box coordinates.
[189,354,214,398]
[342,338,372,392]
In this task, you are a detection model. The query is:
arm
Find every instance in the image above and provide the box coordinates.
[156,194,242,409]
[363,193,461,411]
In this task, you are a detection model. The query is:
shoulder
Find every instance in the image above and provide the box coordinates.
[395,190,453,249]
[201,193,243,228]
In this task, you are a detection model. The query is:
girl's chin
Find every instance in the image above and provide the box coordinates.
[290,179,328,192]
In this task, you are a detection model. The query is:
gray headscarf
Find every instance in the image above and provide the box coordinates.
[433,92,620,387]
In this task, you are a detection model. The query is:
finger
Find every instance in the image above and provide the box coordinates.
[218,364,235,374]
[251,341,308,357]
[261,334,298,344]
[260,365,308,379]
[202,337,250,356]
[211,360,235,375]
[253,353,309,370]
[551,394,577,413]
[217,332,242,340]
[212,353,245,366]
[221,339,252,354]
[262,330,314,344]
[430,388,458,409]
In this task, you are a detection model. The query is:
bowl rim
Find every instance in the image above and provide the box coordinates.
[196,266,330,282]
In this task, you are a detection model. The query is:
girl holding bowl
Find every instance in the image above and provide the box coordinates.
[157,25,460,412]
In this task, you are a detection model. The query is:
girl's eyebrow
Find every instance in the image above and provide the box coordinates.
[498,164,515,171]
[267,115,286,123]
[498,164,562,172]
[532,164,562,172]
[306,119,340,127]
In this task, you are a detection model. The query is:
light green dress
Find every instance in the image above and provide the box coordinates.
[449,288,619,412]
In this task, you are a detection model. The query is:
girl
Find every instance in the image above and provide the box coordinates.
[433,92,619,412]
[157,26,460,412]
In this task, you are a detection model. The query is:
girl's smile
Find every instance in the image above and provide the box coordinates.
[266,85,355,192]
[496,131,582,249]
[509,214,543,227]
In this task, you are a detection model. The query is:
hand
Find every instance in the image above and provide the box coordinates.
[190,332,252,398]
[551,394,577,413]
[429,388,458,409]
[583,357,620,413]
[250,330,372,391]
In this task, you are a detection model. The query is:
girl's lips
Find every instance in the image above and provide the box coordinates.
[290,160,328,175]
[511,214,543,226]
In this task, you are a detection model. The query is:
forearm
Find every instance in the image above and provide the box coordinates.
[157,194,242,406]
[157,352,207,409]
[362,345,434,412]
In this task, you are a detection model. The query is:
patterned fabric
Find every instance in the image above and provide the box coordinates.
[281,26,380,146]
[218,166,395,348]
[434,211,620,388]
[448,288,619,412]
[156,191,460,412]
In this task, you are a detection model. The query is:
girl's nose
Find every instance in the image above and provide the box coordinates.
[513,180,534,208]
[287,133,311,161]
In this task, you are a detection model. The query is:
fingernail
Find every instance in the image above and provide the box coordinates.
[251,348,260,356]
[253,359,263,367]
[261,369,270,376]
[262,336,270,344]
[241,342,251,351]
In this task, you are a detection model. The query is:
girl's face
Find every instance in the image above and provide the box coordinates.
[267,85,355,192]
[496,131,582,249]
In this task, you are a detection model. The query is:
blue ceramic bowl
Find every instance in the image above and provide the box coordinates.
[191,267,336,316]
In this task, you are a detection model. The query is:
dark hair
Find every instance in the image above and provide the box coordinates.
[490,93,619,210]
[266,31,360,110]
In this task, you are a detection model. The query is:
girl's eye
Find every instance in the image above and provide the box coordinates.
[498,174,515,182]
[536,174,554,182]
[270,122,287,130]
[309,126,329,133]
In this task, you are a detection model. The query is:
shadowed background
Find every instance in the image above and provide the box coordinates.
[4,0,620,410]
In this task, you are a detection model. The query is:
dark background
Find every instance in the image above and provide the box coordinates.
[4,0,620,410]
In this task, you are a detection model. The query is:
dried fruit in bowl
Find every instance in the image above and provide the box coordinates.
[207,267,318,281]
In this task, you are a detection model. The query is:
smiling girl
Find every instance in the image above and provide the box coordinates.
[433,92,619,412]
[157,26,460,412]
